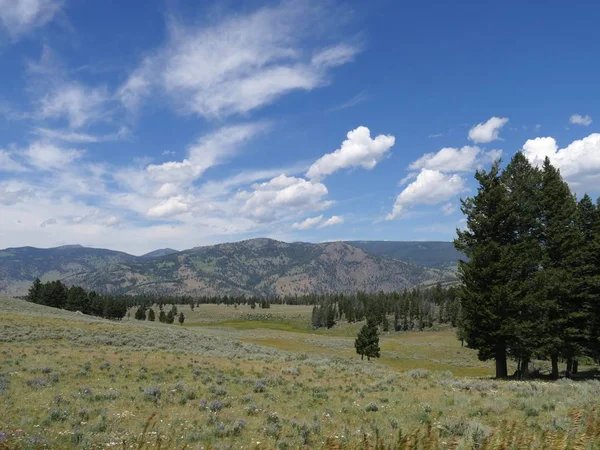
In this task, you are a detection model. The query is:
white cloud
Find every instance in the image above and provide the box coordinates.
[570,114,592,126]
[32,126,129,144]
[236,174,331,222]
[291,215,324,230]
[38,83,110,129]
[24,141,83,170]
[132,123,267,201]
[387,169,466,220]
[441,203,457,216]
[468,117,509,143]
[306,126,395,180]
[147,196,190,218]
[522,133,600,188]
[409,146,502,172]
[0,150,27,172]
[318,215,344,228]
[119,2,360,118]
[0,0,62,39]
[0,185,32,205]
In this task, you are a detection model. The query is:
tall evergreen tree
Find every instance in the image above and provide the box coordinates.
[499,153,543,378]
[536,158,583,378]
[147,308,156,321]
[178,312,185,325]
[455,161,514,378]
[577,195,600,362]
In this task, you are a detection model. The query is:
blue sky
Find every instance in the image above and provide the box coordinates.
[0,0,599,255]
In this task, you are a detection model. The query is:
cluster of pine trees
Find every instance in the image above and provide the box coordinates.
[311,286,459,331]
[456,154,600,379]
[134,304,184,325]
[26,279,127,320]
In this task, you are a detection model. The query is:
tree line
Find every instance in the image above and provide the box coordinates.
[26,279,127,320]
[456,153,600,379]
[311,286,460,331]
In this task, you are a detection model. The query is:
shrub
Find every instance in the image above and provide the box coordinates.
[143,386,161,402]
[365,402,378,412]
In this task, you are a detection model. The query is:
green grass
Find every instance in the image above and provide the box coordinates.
[190,319,314,333]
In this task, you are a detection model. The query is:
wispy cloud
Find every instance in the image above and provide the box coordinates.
[119,1,361,118]
[0,0,63,39]
[328,90,370,112]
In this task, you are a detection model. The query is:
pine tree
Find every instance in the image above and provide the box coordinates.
[148,308,156,321]
[354,319,380,361]
[134,305,146,320]
[159,310,167,323]
[325,303,336,329]
[499,153,543,378]
[535,158,583,378]
[577,195,600,362]
[166,310,175,324]
[178,312,185,325]
[455,161,514,378]
[27,278,42,304]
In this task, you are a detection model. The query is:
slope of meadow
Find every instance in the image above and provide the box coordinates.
[1,298,600,449]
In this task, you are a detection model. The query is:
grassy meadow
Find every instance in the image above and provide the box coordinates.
[2,298,600,449]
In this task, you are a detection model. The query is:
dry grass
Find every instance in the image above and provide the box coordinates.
[2,297,600,449]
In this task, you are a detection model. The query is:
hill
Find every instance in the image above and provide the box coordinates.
[0,245,137,296]
[139,248,180,259]
[64,238,455,297]
[346,241,463,268]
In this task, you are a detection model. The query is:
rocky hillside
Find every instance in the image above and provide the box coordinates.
[0,245,137,296]
[64,239,455,297]
[346,241,463,269]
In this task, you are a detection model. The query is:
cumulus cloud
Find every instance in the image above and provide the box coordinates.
[118,2,360,118]
[236,174,331,222]
[570,114,592,126]
[522,133,600,188]
[147,196,190,218]
[409,146,501,172]
[468,117,509,143]
[24,141,83,170]
[0,0,62,39]
[318,215,344,228]
[291,215,324,230]
[306,126,395,180]
[387,169,466,220]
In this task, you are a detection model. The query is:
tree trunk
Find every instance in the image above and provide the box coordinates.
[566,357,573,378]
[495,346,508,379]
[551,354,559,379]
[361,354,363,360]
[573,360,579,375]
[521,358,530,380]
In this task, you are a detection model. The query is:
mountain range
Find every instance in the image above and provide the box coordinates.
[0,239,460,297]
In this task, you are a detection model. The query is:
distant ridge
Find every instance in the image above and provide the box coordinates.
[140,248,180,259]
[0,239,457,297]
[346,241,462,268]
